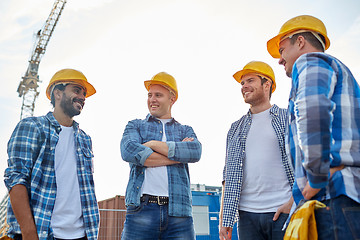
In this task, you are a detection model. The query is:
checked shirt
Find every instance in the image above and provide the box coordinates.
[4,112,99,240]
[222,104,294,228]
[120,114,202,217]
[288,52,360,205]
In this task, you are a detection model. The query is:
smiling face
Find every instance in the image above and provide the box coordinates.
[240,73,270,106]
[60,84,86,118]
[147,84,175,119]
[278,37,303,77]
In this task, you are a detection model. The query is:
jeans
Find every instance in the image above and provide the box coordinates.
[121,200,195,240]
[13,235,87,240]
[316,195,360,240]
[238,210,288,240]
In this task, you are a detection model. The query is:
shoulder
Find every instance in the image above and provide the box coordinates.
[231,114,248,127]
[126,117,148,127]
[295,52,338,71]
[271,104,287,116]
[16,115,48,131]
[227,114,248,135]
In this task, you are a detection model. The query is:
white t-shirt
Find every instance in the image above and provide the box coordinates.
[141,119,172,197]
[239,108,292,213]
[50,126,85,239]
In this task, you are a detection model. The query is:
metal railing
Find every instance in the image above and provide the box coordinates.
[0,208,224,240]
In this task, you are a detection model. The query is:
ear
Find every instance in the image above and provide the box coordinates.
[297,35,306,50]
[53,88,62,102]
[170,95,176,106]
[263,80,272,94]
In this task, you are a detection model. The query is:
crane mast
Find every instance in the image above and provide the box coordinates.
[17,0,67,119]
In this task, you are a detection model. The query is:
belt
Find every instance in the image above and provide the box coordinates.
[141,194,169,205]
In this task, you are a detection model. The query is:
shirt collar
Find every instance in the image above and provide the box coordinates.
[145,113,177,124]
[246,104,280,117]
[45,111,79,132]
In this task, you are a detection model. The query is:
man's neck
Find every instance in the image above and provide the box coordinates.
[250,102,272,114]
[53,108,73,127]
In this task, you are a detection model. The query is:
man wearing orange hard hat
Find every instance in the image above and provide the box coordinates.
[120,72,202,239]
[219,61,294,240]
[4,69,99,240]
[267,15,360,239]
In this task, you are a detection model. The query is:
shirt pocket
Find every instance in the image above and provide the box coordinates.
[78,140,94,173]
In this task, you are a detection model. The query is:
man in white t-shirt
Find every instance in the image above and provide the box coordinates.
[220,61,294,240]
[5,69,99,240]
[120,72,202,239]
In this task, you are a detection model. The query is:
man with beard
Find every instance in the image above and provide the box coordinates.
[220,61,294,240]
[4,69,100,240]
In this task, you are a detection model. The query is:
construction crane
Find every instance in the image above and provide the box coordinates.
[17,0,67,119]
[0,1,67,237]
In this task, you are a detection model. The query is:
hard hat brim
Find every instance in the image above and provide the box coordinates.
[267,28,330,59]
[233,70,276,93]
[46,79,96,100]
[144,80,178,101]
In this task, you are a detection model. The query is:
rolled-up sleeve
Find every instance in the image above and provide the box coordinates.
[167,126,202,163]
[120,120,154,166]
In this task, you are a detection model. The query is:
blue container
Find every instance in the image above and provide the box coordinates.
[192,191,238,240]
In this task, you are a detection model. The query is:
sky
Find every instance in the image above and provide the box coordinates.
[0,0,360,202]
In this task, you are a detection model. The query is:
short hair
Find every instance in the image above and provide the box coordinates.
[290,32,325,52]
[50,84,66,107]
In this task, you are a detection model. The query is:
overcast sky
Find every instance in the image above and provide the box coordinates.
[1,0,360,202]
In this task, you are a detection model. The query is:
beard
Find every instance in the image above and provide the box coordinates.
[60,93,84,118]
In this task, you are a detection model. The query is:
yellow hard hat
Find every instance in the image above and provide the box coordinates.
[46,69,96,100]
[267,15,330,58]
[144,72,178,101]
[233,61,276,93]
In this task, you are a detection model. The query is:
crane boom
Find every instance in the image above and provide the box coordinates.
[17,0,67,120]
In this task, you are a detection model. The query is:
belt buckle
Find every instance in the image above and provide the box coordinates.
[157,196,164,205]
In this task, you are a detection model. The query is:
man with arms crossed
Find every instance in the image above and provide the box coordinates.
[120,72,202,239]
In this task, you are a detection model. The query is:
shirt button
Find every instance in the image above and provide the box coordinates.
[43,231,47,235]
[160,131,163,134]
[137,187,139,189]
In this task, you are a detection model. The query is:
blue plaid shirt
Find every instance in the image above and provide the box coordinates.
[4,112,99,240]
[288,52,360,205]
[222,105,294,228]
[120,114,202,217]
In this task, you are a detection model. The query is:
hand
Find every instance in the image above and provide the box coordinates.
[302,182,321,200]
[273,196,293,221]
[219,226,232,240]
[182,137,194,142]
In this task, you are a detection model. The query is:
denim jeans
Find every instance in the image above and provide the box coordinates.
[238,210,288,240]
[315,195,360,240]
[121,200,195,240]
